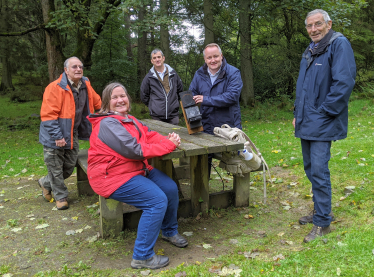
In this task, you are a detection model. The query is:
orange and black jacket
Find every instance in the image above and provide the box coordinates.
[39,73,102,149]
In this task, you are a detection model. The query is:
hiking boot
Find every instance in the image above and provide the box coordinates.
[303,224,331,243]
[162,233,188,248]
[56,198,69,210]
[131,255,169,269]
[38,179,52,202]
[299,209,335,225]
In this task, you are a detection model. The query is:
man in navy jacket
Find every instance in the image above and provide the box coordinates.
[190,43,243,175]
[293,9,356,242]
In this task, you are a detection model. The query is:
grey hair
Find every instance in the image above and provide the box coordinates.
[203,43,222,57]
[305,9,331,25]
[64,56,83,69]
[99,82,132,114]
[150,49,164,58]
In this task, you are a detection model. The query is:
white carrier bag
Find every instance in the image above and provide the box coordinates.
[213,124,271,180]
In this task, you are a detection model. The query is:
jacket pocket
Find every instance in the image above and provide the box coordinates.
[301,104,334,137]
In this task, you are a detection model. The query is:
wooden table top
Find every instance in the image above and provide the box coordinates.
[142,119,244,160]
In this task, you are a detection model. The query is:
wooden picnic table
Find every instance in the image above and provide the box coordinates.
[76,119,249,237]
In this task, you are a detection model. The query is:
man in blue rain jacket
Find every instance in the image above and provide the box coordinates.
[293,9,356,243]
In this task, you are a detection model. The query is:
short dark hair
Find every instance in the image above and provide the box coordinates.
[99,82,132,114]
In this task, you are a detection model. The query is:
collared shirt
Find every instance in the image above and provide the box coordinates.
[156,66,167,81]
[309,42,319,53]
[208,66,221,85]
[68,79,83,92]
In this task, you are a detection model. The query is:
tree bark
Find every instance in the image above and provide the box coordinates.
[0,0,15,91]
[239,0,254,106]
[160,0,171,63]
[203,0,214,46]
[41,0,65,82]
[137,3,148,93]
[124,10,133,61]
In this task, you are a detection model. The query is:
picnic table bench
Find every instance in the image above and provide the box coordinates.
[76,119,256,237]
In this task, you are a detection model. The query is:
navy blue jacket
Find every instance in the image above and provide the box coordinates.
[294,30,356,141]
[189,58,243,134]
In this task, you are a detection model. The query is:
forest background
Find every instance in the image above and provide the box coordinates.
[0,0,373,104]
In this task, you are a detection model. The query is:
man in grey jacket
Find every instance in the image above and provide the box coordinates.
[140,49,183,125]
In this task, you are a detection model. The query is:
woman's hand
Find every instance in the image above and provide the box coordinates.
[168,132,181,147]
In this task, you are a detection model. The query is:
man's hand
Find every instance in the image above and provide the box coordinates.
[168,132,181,147]
[193,95,204,104]
[292,118,296,128]
[55,138,67,147]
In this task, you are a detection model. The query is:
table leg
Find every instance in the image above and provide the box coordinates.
[233,173,250,207]
[190,154,209,217]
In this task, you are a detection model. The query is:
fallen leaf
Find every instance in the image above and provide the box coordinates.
[203,244,212,249]
[286,241,293,245]
[230,239,239,244]
[84,225,91,229]
[66,230,76,235]
[273,254,285,261]
[248,252,260,259]
[195,261,201,265]
[244,214,254,219]
[75,229,83,233]
[35,224,49,229]
[26,214,35,218]
[72,216,78,221]
[337,267,341,276]
[156,249,164,255]
[11,227,22,233]
[175,271,187,277]
[86,235,98,243]
[277,232,285,237]
[140,270,151,276]
[21,168,27,173]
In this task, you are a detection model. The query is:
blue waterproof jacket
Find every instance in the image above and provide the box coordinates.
[294,30,356,141]
[189,58,243,135]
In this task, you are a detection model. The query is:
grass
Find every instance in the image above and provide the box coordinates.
[0,92,374,276]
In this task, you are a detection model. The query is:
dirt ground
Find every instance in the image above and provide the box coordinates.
[0,167,313,276]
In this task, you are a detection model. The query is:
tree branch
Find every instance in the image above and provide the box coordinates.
[0,24,46,36]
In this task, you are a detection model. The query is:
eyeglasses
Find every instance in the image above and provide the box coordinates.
[305,21,326,29]
[72,65,84,69]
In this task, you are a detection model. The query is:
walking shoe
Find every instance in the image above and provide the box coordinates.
[38,179,52,202]
[162,233,188,248]
[303,224,331,243]
[56,198,69,210]
[131,255,169,269]
[299,209,335,225]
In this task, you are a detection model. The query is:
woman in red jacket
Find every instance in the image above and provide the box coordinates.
[87,82,187,269]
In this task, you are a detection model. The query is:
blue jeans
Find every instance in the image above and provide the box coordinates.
[109,168,179,260]
[301,139,332,227]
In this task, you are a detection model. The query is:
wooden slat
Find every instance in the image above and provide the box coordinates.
[143,119,244,152]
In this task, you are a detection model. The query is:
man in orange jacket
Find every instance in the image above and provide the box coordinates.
[38,57,101,210]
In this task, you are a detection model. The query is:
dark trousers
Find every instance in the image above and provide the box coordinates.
[301,139,333,227]
[151,115,179,126]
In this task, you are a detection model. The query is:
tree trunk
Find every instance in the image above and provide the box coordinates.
[41,0,64,82]
[160,0,171,63]
[124,10,133,61]
[239,0,254,106]
[0,0,14,91]
[203,0,215,46]
[137,4,147,96]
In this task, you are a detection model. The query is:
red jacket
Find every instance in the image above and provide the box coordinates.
[87,114,177,198]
